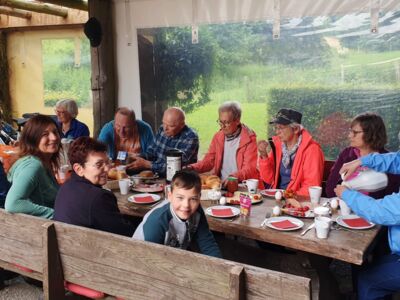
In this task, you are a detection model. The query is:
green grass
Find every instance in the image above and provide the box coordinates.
[186,102,268,156]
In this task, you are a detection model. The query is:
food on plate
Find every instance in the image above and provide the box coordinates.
[283,189,296,199]
[138,170,155,178]
[226,191,262,205]
[282,203,310,217]
[285,197,301,208]
[200,175,222,189]
[107,168,118,180]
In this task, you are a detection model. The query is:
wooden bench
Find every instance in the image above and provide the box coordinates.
[44,221,312,300]
[0,209,312,299]
[0,208,51,282]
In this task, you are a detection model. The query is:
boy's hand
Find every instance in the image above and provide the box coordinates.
[334,184,348,198]
[339,159,362,181]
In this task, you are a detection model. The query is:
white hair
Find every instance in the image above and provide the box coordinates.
[55,99,79,118]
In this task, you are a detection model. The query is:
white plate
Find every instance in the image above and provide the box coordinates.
[205,206,240,218]
[336,215,375,230]
[264,216,304,231]
[260,189,284,198]
[132,183,164,193]
[128,193,161,204]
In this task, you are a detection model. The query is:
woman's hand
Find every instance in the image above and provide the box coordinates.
[257,140,270,158]
[334,184,348,198]
[339,159,362,181]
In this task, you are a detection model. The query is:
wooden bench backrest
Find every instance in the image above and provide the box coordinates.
[0,209,49,280]
[51,222,311,300]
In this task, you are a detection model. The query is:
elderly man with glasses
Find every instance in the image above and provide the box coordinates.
[188,101,258,185]
[258,108,324,197]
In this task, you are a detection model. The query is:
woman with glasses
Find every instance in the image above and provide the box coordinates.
[188,101,258,184]
[55,99,90,140]
[258,108,324,196]
[54,137,133,236]
[326,112,400,198]
[5,115,61,218]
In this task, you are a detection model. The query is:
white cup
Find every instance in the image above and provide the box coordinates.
[314,206,330,218]
[118,178,131,195]
[339,199,351,216]
[309,186,322,208]
[243,179,259,194]
[315,216,331,239]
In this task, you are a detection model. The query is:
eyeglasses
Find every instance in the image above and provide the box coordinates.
[274,125,290,132]
[54,109,67,115]
[216,119,233,127]
[85,160,111,170]
[349,129,363,136]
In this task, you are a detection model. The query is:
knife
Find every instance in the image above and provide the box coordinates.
[300,223,315,236]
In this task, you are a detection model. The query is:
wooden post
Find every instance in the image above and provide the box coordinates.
[0,31,12,123]
[42,223,66,300]
[88,0,117,137]
[229,265,245,300]
[0,6,32,19]
[0,0,68,17]
[39,0,88,11]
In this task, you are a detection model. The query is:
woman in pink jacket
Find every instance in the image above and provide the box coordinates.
[258,109,324,197]
[188,101,258,184]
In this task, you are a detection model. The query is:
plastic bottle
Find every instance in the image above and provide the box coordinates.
[342,169,388,192]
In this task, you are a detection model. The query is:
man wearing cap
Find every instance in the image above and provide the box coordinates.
[258,108,324,196]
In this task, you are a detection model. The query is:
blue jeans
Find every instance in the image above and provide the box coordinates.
[358,253,400,300]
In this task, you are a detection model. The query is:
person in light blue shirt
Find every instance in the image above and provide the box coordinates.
[335,152,400,300]
[98,107,154,161]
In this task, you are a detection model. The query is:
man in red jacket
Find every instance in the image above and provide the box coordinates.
[188,101,258,185]
[258,108,324,197]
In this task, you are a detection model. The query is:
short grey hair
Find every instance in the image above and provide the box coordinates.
[218,101,242,120]
[55,99,79,118]
[289,123,304,131]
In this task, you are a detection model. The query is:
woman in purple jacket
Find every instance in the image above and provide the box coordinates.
[326,112,400,199]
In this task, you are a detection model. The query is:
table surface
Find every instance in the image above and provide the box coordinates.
[115,187,381,266]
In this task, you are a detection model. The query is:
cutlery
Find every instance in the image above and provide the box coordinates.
[300,223,315,236]
[260,211,271,228]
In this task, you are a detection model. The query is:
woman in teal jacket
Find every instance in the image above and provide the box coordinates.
[5,115,61,219]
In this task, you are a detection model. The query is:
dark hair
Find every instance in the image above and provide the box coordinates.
[171,170,201,194]
[68,137,107,166]
[19,114,60,170]
[351,112,387,151]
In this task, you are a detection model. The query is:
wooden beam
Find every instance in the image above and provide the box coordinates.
[40,0,88,11]
[0,31,12,123]
[88,0,116,136]
[0,0,68,18]
[0,6,31,18]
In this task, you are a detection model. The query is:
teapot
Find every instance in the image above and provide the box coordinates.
[341,168,388,192]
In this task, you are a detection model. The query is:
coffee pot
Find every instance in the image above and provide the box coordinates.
[342,168,388,192]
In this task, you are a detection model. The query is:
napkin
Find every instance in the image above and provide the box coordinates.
[134,196,154,203]
[211,208,234,217]
[343,217,371,228]
[270,220,298,229]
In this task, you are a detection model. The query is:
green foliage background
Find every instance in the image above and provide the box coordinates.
[42,38,91,108]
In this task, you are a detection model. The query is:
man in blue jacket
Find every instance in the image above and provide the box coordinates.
[335,152,400,300]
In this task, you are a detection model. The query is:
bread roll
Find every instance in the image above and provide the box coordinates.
[139,170,154,178]
[205,175,221,189]
[107,168,118,180]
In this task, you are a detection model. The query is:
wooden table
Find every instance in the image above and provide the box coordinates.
[116,190,381,266]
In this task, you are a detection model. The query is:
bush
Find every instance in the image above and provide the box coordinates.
[268,88,400,159]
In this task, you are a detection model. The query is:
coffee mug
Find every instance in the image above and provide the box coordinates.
[118,178,132,195]
[242,179,259,194]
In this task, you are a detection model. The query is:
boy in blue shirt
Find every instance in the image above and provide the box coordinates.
[133,170,221,258]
